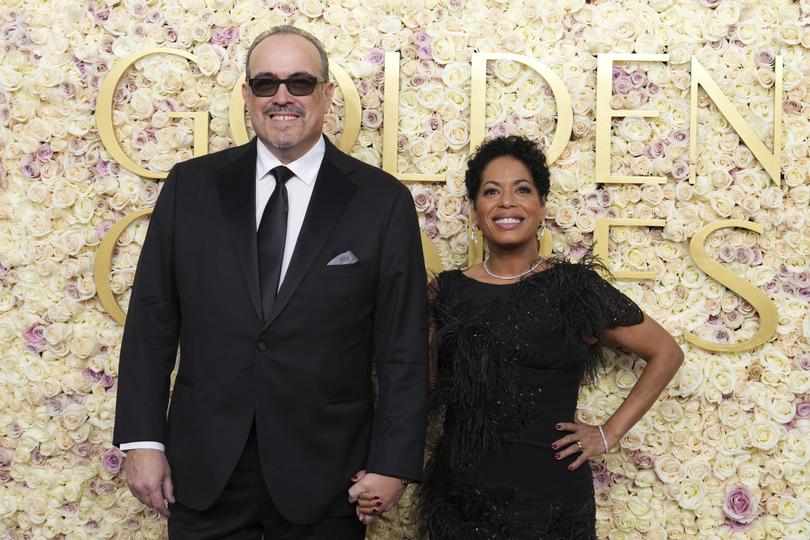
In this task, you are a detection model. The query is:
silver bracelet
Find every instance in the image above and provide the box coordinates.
[597,425,610,454]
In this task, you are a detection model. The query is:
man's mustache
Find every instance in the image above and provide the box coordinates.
[263,106,305,116]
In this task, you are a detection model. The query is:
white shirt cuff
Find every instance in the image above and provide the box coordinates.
[120,441,165,452]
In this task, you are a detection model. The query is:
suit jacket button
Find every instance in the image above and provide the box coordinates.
[257,341,268,352]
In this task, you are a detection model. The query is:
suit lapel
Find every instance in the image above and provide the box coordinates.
[262,139,357,330]
[216,142,263,321]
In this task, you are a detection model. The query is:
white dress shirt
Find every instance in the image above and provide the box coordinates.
[120,138,325,453]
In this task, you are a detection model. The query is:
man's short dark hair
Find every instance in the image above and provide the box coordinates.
[245,25,329,80]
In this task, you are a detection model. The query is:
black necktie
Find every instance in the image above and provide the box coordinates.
[258,165,295,319]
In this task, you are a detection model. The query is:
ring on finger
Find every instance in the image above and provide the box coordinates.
[576,440,583,452]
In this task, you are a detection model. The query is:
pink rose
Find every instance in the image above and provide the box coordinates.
[101,373,116,390]
[82,368,101,382]
[671,161,690,180]
[670,129,688,144]
[25,324,47,353]
[356,80,372,94]
[72,442,93,458]
[793,271,810,288]
[366,48,385,66]
[19,155,40,179]
[46,397,66,416]
[570,244,588,259]
[30,448,46,466]
[783,99,803,115]
[101,448,124,475]
[0,448,13,471]
[723,485,759,524]
[630,70,647,88]
[211,26,238,46]
[413,30,432,47]
[718,245,736,263]
[413,191,435,213]
[423,224,439,240]
[592,470,611,489]
[750,247,763,265]
[713,328,731,343]
[595,189,612,207]
[146,9,162,24]
[794,400,810,419]
[735,247,752,265]
[35,144,53,162]
[633,451,654,469]
[613,74,633,95]
[755,50,775,68]
[646,140,667,158]
[799,353,810,371]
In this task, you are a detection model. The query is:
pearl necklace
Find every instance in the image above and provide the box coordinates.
[482,256,545,280]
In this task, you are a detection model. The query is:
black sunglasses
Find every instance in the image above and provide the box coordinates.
[247,76,325,97]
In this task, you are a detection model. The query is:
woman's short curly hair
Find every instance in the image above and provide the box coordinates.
[464,135,550,205]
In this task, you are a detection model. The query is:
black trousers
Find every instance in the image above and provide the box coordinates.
[168,426,366,540]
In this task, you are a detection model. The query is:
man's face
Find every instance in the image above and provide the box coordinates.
[242,33,334,163]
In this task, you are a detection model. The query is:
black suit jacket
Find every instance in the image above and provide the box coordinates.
[113,137,428,523]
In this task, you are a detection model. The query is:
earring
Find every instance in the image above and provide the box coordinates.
[536,222,546,241]
[472,224,479,244]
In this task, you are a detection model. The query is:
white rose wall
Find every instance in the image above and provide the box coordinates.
[0,0,809,538]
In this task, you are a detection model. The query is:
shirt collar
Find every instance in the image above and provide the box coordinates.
[255,137,325,187]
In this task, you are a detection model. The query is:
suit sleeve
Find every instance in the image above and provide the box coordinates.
[112,167,180,447]
[365,184,429,481]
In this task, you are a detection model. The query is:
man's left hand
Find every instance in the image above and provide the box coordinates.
[348,470,406,524]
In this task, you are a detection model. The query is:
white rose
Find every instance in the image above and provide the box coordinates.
[0,66,22,91]
[683,456,711,481]
[654,455,682,484]
[712,453,737,479]
[60,403,88,431]
[762,397,796,424]
[431,36,456,64]
[717,431,745,455]
[747,420,782,451]
[676,479,706,510]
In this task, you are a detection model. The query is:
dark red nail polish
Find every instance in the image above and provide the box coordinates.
[556,424,562,430]
[372,508,378,513]
[568,465,573,470]
[375,501,383,507]
[555,453,561,459]
[551,443,557,450]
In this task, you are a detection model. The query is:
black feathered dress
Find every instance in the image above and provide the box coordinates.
[419,260,644,539]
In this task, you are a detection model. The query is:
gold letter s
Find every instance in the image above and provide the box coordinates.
[685,220,778,352]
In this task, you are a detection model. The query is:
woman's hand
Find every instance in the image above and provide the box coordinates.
[551,422,612,471]
[348,469,406,524]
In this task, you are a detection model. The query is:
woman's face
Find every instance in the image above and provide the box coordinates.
[472,155,546,251]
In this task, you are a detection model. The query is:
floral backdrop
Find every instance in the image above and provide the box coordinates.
[1,0,809,538]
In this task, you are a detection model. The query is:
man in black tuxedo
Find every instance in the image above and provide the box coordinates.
[113,25,428,539]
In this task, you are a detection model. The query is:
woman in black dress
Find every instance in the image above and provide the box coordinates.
[415,136,683,539]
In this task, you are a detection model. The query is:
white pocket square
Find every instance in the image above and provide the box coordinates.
[327,250,359,266]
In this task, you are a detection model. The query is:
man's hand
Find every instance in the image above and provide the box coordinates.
[348,470,406,524]
[124,448,175,517]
